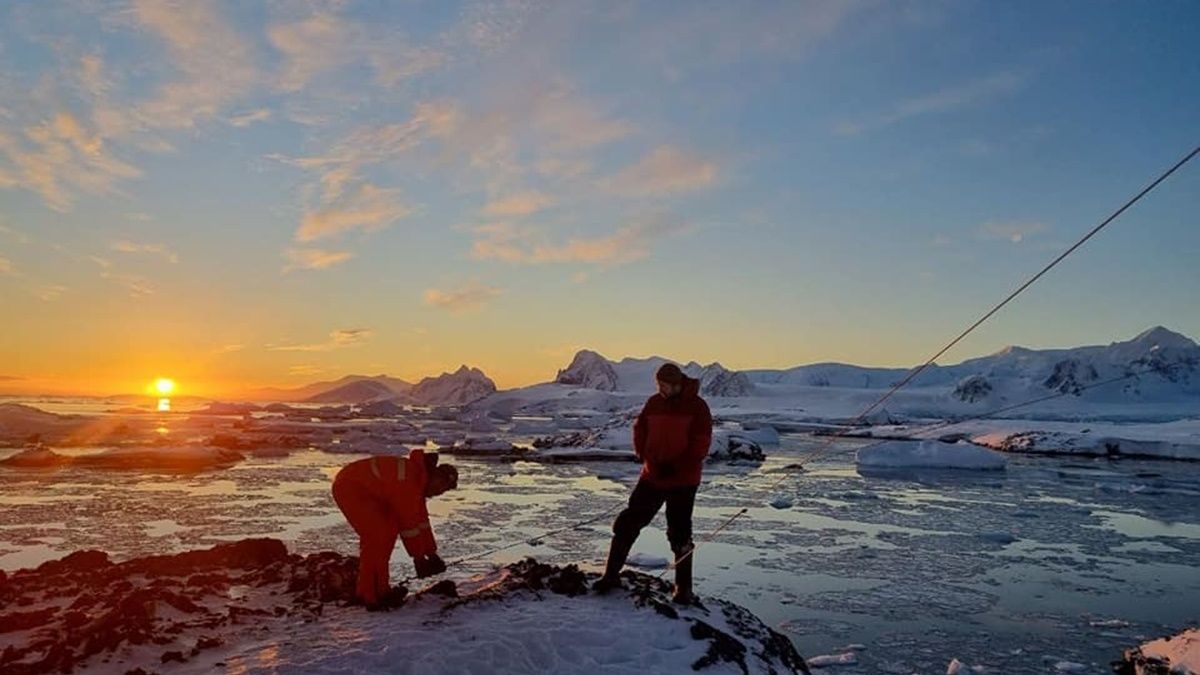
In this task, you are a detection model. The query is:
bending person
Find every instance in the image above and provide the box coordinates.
[594,363,713,604]
[332,448,459,608]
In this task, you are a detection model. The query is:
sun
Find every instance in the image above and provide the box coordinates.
[154,378,176,396]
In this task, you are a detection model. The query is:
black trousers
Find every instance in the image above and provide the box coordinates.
[612,479,698,554]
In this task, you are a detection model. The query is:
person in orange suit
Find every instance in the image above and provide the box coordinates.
[332,448,459,608]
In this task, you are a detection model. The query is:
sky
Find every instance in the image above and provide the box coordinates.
[1,0,1197,397]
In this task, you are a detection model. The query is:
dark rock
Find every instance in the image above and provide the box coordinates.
[161,650,186,664]
[36,550,110,575]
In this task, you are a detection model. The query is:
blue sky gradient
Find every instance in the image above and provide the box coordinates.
[1,1,1197,394]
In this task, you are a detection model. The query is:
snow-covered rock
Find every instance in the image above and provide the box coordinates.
[1117,628,1200,675]
[556,350,620,391]
[856,440,1006,470]
[410,365,497,406]
[970,425,1200,461]
[626,552,669,569]
[709,429,767,463]
[0,543,812,674]
[356,399,405,417]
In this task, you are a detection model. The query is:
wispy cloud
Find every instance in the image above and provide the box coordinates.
[102,271,155,297]
[282,247,354,272]
[423,281,505,313]
[130,0,257,131]
[228,108,272,127]
[471,214,690,267]
[0,223,31,244]
[482,191,555,217]
[295,183,411,242]
[602,146,718,197]
[34,284,69,302]
[212,343,244,355]
[288,364,325,377]
[837,71,1027,136]
[111,240,179,263]
[0,113,141,211]
[978,220,1047,244]
[0,256,14,276]
[269,328,374,352]
[268,10,445,92]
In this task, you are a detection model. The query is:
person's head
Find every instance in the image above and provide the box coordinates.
[425,464,459,497]
[656,363,684,398]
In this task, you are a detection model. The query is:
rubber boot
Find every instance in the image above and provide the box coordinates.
[592,536,634,594]
[671,543,695,605]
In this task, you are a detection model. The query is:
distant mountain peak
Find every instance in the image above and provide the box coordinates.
[1129,326,1197,350]
[556,350,619,391]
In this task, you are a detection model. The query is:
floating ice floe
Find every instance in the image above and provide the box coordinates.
[0,444,245,471]
[855,440,1006,470]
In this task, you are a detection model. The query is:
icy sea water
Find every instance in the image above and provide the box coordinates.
[2,436,1198,674]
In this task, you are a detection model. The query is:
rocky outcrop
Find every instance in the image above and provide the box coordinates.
[0,544,810,675]
[0,539,359,675]
[953,374,992,403]
[1043,358,1100,395]
[1114,628,1199,674]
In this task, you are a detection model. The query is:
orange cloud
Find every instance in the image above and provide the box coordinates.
[295,184,411,242]
[482,191,555,217]
[602,146,717,197]
[423,281,505,313]
[471,215,690,267]
[283,247,354,271]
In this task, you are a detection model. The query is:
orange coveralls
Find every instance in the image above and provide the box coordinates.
[331,448,437,604]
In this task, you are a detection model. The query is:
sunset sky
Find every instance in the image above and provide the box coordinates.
[1,1,1197,397]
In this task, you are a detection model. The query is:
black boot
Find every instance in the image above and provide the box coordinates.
[592,536,634,594]
[671,543,695,605]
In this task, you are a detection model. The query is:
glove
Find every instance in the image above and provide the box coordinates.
[414,554,446,578]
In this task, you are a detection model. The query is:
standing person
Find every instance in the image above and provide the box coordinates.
[332,448,459,609]
[593,362,713,604]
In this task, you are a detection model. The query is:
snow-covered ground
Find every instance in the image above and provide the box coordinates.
[3,434,1198,674]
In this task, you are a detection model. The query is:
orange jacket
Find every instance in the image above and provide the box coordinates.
[333,448,437,557]
[633,376,713,488]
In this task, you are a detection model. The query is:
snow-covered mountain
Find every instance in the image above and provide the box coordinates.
[555,350,619,391]
[409,366,497,406]
[552,351,757,396]
[747,326,1199,402]
[249,375,412,402]
[302,379,397,404]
